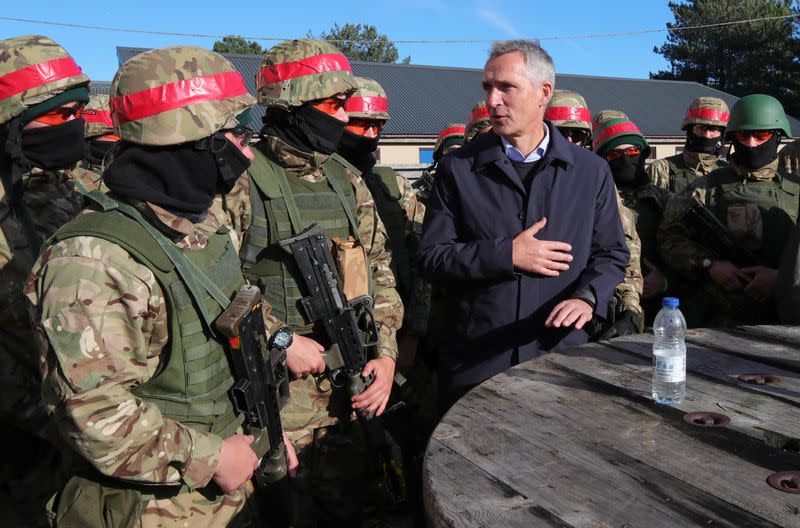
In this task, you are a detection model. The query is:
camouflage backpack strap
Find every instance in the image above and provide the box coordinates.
[371,166,402,201]
[322,159,362,244]
[80,191,231,330]
[331,152,362,177]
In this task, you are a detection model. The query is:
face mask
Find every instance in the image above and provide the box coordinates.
[685,132,724,156]
[338,129,379,172]
[608,154,646,187]
[21,119,86,170]
[290,105,347,155]
[732,134,779,170]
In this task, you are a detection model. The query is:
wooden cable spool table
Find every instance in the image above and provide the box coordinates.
[423,326,800,527]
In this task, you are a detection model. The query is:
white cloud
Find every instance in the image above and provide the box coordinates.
[477,7,521,38]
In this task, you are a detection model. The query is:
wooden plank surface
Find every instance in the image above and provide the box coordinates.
[424,329,800,528]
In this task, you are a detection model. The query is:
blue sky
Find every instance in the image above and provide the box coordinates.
[1,1,675,82]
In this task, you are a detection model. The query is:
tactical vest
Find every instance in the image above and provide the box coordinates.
[241,146,362,330]
[362,165,412,304]
[52,201,245,438]
[708,167,800,267]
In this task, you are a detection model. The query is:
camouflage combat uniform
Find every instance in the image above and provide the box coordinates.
[658,94,796,326]
[0,35,95,527]
[26,46,264,527]
[648,97,730,194]
[236,39,404,525]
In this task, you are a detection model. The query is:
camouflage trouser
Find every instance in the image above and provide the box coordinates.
[138,481,261,528]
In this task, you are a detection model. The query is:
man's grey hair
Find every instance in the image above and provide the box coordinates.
[488,40,555,87]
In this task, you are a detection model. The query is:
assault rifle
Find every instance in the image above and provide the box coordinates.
[281,223,407,503]
[215,285,292,522]
[682,200,758,268]
[411,168,435,204]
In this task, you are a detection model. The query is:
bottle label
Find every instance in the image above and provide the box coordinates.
[653,354,686,383]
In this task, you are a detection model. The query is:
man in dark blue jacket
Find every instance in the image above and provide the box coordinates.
[418,40,628,408]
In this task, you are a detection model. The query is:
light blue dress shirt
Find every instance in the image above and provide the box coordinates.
[501,124,550,163]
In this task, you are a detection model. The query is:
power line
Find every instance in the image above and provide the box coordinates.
[0,13,797,44]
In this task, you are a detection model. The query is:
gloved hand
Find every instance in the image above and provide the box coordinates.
[598,310,641,340]
[612,310,641,337]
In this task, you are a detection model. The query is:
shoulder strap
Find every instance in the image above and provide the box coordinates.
[248,148,305,236]
[323,160,361,242]
[372,166,402,200]
[331,152,362,177]
[79,192,230,330]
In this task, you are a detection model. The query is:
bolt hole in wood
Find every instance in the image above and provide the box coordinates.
[737,374,780,385]
[767,472,800,494]
[682,412,730,427]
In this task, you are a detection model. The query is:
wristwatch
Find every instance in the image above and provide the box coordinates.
[268,326,294,351]
[702,258,714,271]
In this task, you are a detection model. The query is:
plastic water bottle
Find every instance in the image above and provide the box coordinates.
[652,297,687,404]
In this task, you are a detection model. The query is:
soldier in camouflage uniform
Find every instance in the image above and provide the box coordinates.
[81,93,119,173]
[414,123,466,204]
[658,94,797,325]
[227,38,403,525]
[648,97,729,194]
[544,92,644,335]
[592,110,688,325]
[465,101,491,142]
[0,35,95,527]
[24,46,280,527]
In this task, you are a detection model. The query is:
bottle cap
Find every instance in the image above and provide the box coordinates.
[662,297,680,307]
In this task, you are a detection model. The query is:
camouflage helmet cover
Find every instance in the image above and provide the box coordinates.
[344,76,390,121]
[256,38,358,109]
[546,90,591,133]
[0,34,90,125]
[681,96,730,130]
[466,101,491,141]
[434,123,466,154]
[110,46,256,146]
[84,93,114,138]
[592,109,650,156]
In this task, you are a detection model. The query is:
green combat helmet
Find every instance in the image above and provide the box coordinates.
[465,101,491,142]
[256,38,358,109]
[546,90,592,132]
[592,109,650,157]
[83,94,113,139]
[434,123,466,159]
[726,94,792,139]
[343,76,390,121]
[110,46,256,146]
[0,35,90,126]
[681,96,730,130]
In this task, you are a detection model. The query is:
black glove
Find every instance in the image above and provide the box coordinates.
[612,310,641,337]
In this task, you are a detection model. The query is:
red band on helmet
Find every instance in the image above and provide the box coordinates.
[545,106,591,123]
[684,107,730,123]
[0,57,83,100]
[111,71,248,124]
[438,126,466,141]
[344,95,388,114]
[468,105,490,125]
[256,53,352,89]
[593,121,642,149]
[83,109,112,126]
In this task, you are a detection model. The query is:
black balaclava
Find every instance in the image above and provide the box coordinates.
[338,129,379,172]
[608,153,649,188]
[261,104,347,155]
[85,139,117,168]
[20,118,87,170]
[103,134,250,216]
[732,133,780,171]
[684,130,724,156]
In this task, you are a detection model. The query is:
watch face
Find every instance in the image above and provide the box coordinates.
[272,328,293,350]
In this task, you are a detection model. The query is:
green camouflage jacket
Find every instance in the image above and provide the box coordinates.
[615,192,643,315]
[648,151,726,193]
